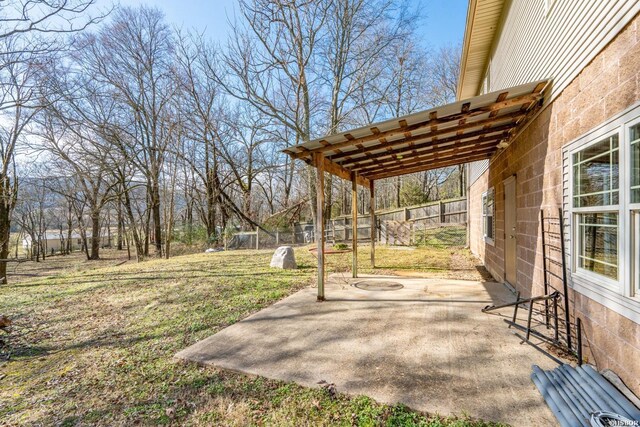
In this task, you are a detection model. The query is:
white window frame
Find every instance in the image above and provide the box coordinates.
[633,209,640,298]
[570,131,620,291]
[627,118,640,298]
[564,102,640,324]
[482,188,495,245]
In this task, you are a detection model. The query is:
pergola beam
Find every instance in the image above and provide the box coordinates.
[290,94,540,159]
[317,154,370,187]
[368,152,493,180]
[352,137,503,175]
[351,172,358,278]
[309,110,526,163]
[369,180,375,269]
[336,126,512,167]
[313,153,326,301]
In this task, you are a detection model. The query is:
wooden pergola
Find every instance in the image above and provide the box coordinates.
[283,80,549,301]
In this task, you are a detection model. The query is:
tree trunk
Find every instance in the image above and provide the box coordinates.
[116,199,123,251]
[106,209,111,248]
[143,198,151,257]
[125,230,131,260]
[243,189,252,230]
[0,225,9,285]
[0,198,10,285]
[89,210,100,260]
[151,180,162,258]
[122,186,144,261]
[66,202,73,254]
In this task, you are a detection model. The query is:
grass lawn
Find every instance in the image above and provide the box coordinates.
[0,246,500,426]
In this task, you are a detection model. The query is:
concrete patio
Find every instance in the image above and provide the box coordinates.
[175,274,561,425]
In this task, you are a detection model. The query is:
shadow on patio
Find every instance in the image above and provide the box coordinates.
[175,274,563,425]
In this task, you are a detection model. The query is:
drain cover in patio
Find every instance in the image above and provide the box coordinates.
[354,280,404,291]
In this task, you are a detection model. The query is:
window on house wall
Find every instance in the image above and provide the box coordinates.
[631,124,640,203]
[572,135,620,280]
[568,110,640,312]
[482,188,495,243]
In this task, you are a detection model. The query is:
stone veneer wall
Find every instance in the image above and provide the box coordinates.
[468,13,640,394]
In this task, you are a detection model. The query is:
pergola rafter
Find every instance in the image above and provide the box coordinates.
[350,135,507,175]
[283,80,549,301]
[337,126,513,167]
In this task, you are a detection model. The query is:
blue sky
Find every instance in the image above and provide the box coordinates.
[109,0,468,48]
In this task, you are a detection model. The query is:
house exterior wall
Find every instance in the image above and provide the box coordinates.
[468,13,640,394]
[480,0,640,101]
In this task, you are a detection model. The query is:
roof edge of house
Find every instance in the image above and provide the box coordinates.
[456,0,505,100]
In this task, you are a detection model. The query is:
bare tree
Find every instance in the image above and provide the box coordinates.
[14,176,51,262]
[215,0,331,223]
[173,31,227,239]
[320,0,412,217]
[79,6,176,258]
[0,0,103,283]
[428,43,461,105]
[36,113,117,260]
[428,43,464,196]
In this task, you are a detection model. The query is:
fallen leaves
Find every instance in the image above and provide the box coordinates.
[0,315,11,330]
[317,380,337,399]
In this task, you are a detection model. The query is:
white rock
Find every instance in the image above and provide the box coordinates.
[270,246,296,269]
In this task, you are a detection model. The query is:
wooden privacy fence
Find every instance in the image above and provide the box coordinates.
[227,197,467,250]
[328,197,467,244]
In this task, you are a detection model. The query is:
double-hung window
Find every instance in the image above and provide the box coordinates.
[482,188,495,244]
[566,104,640,320]
[572,134,619,281]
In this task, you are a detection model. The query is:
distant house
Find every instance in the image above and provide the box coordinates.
[461,1,640,393]
[22,231,110,253]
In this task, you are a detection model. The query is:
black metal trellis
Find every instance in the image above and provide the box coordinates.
[540,208,572,351]
[483,208,582,363]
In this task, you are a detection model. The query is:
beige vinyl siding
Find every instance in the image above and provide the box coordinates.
[468,159,490,185]
[485,0,640,102]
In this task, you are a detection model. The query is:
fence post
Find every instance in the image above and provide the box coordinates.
[410,222,415,245]
[276,229,280,245]
[424,222,427,245]
[385,221,388,245]
[404,207,409,221]
[255,227,259,250]
[331,219,336,243]
[439,200,445,224]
